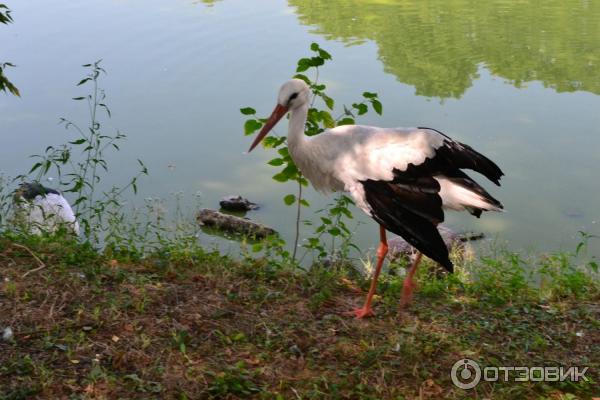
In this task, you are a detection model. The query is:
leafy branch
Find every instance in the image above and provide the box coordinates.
[240,43,383,265]
[20,61,148,243]
[0,4,19,96]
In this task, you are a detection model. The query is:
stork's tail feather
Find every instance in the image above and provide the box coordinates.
[436,170,503,218]
[362,180,453,272]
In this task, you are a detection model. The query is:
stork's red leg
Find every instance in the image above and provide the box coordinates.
[345,225,388,319]
[400,252,422,309]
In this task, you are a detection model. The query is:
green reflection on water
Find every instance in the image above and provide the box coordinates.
[289,0,600,98]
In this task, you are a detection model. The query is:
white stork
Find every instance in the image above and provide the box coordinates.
[248,79,503,318]
[13,182,80,236]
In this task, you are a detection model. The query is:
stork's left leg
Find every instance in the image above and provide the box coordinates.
[399,251,422,309]
[345,225,388,319]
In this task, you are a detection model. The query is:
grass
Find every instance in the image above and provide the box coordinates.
[0,234,598,399]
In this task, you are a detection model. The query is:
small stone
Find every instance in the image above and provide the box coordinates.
[2,327,14,341]
[289,344,302,356]
[82,326,93,332]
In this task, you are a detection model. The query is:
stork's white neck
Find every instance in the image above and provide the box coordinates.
[287,102,309,155]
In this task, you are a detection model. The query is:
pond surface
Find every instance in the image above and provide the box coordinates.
[2,0,600,257]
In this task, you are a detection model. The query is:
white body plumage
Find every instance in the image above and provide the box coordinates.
[286,101,501,217]
[13,184,79,235]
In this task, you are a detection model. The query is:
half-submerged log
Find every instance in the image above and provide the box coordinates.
[197,208,276,239]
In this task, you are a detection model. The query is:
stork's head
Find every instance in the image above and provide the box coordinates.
[13,182,53,202]
[248,79,310,152]
[277,79,310,110]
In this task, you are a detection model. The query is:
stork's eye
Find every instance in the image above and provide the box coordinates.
[289,92,299,101]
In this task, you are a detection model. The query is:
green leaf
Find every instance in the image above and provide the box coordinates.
[308,237,320,247]
[300,199,310,207]
[576,241,585,255]
[252,243,263,252]
[322,94,334,110]
[244,119,262,136]
[69,139,87,145]
[337,117,355,126]
[319,111,335,128]
[293,74,311,84]
[310,56,324,67]
[310,42,319,52]
[72,96,86,100]
[263,136,285,148]
[272,172,289,182]
[371,99,383,115]
[352,103,368,115]
[296,58,312,72]
[240,107,256,115]
[321,217,332,225]
[283,194,296,205]
[281,163,298,177]
[328,227,341,236]
[318,48,332,60]
[267,158,284,166]
[363,91,377,99]
[76,78,90,86]
[28,162,42,174]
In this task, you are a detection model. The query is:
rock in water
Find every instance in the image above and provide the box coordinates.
[219,195,258,212]
[388,224,483,263]
[197,208,276,238]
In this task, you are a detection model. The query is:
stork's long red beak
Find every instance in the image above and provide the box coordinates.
[248,104,288,152]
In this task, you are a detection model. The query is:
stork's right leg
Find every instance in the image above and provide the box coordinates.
[399,252,422,309]
[345,225,388,319]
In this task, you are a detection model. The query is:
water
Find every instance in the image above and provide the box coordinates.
[2,0,599,257]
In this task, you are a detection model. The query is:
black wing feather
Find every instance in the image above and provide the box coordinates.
[417,127,504,185]
[362,179,453,272]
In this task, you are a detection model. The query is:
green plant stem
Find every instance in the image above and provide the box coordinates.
[292,178,302,262]
[87,74,100,215]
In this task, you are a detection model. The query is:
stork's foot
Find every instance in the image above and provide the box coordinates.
[399,277,418,309]
[344,306,375,319]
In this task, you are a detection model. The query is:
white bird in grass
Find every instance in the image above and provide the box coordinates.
[13,182,79,236]
[248,79,503,318]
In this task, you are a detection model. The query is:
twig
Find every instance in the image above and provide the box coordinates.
[13,243,47,277]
